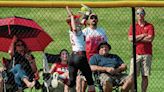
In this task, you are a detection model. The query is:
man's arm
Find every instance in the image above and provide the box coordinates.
[128,25,155,43]
[90,65,106,72]
[8,36,17,57]
[129,34,154,43]
[66,6,76,33]
[90,65,115,73]
[141,25,155,42]
[141,34,154,42]
[115,64,127,74]
[128,34,147,42]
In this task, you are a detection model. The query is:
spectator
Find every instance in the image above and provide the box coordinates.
[81,13,109,92]
[128,7,155,92]
[10,64,35,88]
[65,6,95,92]
[82,13,108,61]
[90,41,132,92]
[49,49,69,92]
[2,36,39,90]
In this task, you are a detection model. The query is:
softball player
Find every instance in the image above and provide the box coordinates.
[65,6,95,92]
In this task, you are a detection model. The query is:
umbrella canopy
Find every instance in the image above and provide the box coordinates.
[0,16,53,52]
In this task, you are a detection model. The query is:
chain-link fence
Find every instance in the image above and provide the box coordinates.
[0,4,163,92]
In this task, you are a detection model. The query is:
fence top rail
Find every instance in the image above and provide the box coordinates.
[0,1,164,8]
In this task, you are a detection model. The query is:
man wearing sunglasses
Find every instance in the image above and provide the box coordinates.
[128,8,155,92]
[82,14,108,62]
[80,13,108,92]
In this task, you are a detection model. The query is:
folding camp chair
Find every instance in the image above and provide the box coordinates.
[93,72,126,92]
[42,53,60,92]
[93,72,103,92]
[0,57,19,92]
[1,57,41,92]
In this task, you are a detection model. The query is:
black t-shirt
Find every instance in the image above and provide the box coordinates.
[12,52,34,79]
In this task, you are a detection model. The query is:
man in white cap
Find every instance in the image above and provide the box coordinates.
[82,13,108,61]
[80,13,108,92]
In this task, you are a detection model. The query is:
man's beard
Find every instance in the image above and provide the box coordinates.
[92,22,97,26]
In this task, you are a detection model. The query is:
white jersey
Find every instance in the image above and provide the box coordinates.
[82,27,108,45]
[69,30,85,52]
[82,27,108,59]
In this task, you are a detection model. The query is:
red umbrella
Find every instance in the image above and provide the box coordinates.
[0,16,53,52]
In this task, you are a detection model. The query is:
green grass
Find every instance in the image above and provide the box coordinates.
[0,6,163,92]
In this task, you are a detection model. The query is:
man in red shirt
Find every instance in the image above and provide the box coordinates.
[128,8,155,92]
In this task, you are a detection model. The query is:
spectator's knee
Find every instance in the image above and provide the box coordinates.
[0,77,3,84]
[121,76,133,92]
[121,86,126,92]
[0,77,3,91]
[102,80,113,90]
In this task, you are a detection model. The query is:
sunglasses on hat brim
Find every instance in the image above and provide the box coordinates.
[90,15,98,19]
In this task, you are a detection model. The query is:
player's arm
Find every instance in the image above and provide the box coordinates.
[66,6,76,33]
[81,11,91,25]
[80,4,92,25]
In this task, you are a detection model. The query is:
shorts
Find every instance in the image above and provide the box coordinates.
[99,73,128,86]
[68,51,94,87]
[129,54,152,76]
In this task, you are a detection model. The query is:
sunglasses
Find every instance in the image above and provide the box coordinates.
[90,16,98,20]
[136,12,145,15]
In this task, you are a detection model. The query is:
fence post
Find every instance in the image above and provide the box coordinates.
[132,7,137,92]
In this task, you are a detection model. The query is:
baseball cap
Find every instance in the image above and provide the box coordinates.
[89,13,98,19]
[97,41,111,51]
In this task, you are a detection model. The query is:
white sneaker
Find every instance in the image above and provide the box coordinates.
[51,72,59,88]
